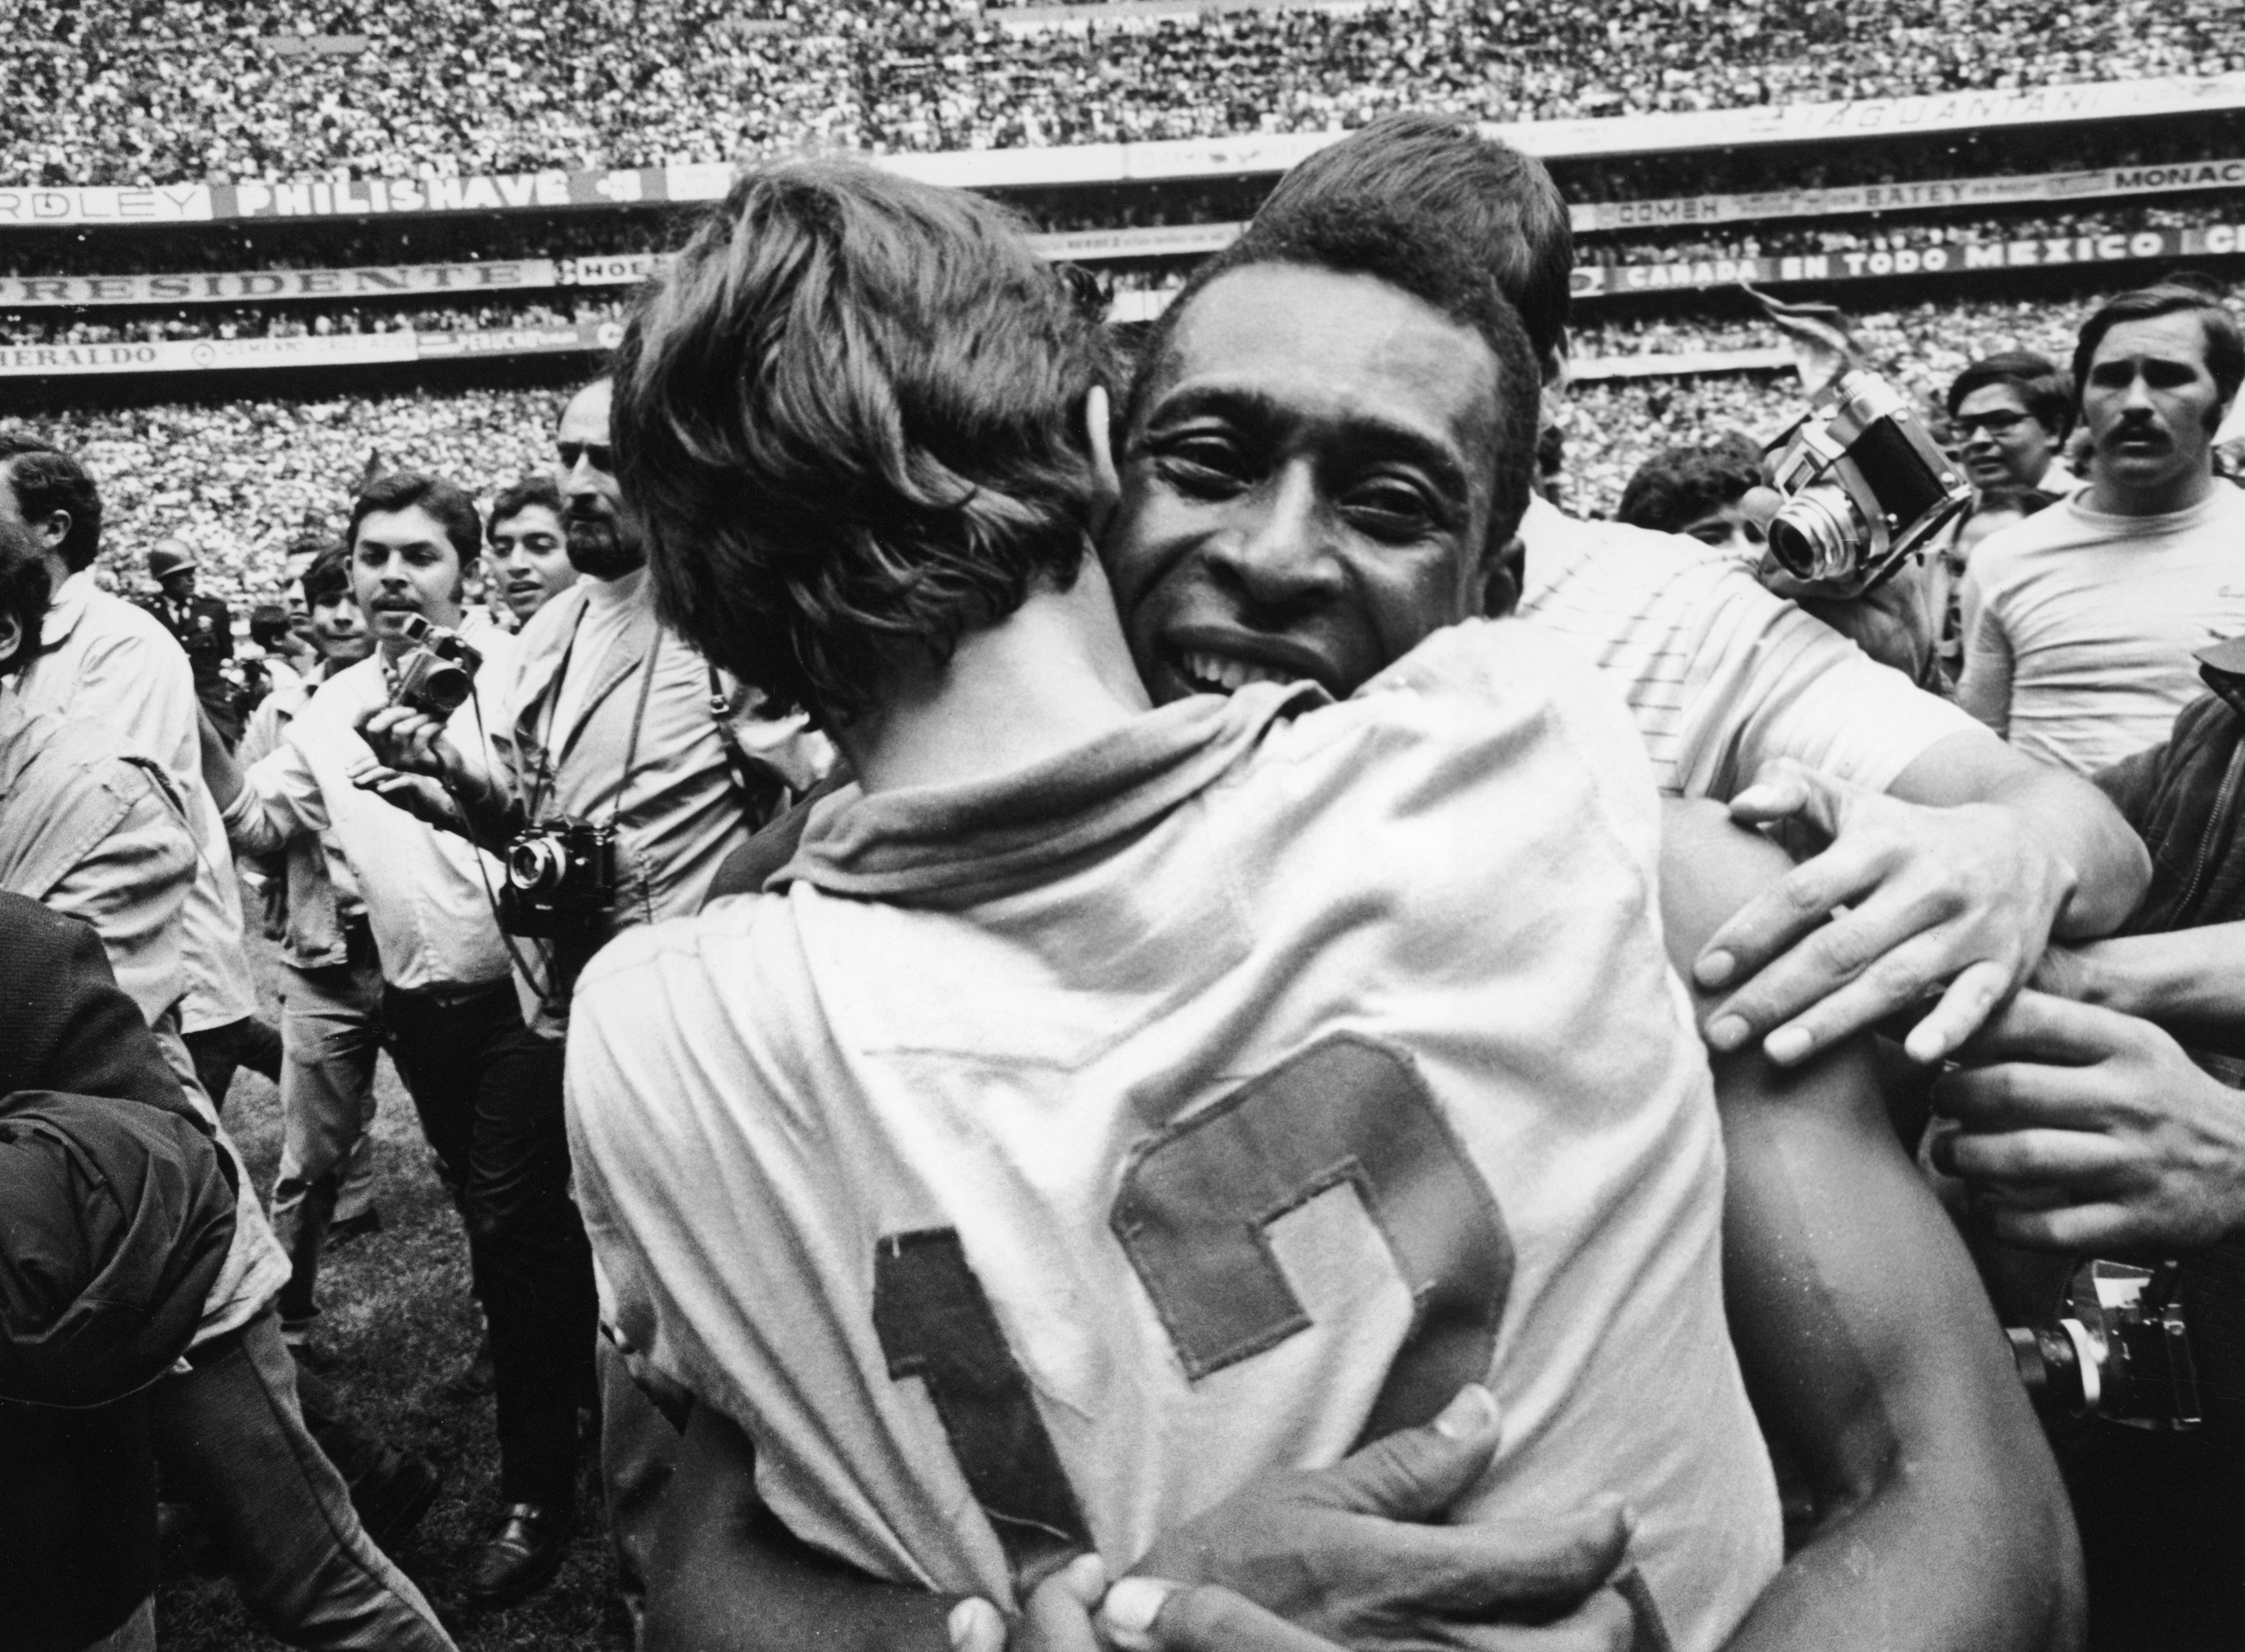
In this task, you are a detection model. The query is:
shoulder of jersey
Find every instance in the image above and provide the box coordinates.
[575,893,769,1000]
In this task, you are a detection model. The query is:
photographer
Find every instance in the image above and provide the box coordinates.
[357,376,829,1629]
[202,472,593,1610]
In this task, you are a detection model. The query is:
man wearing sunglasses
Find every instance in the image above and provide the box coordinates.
[1946,352,2080,497]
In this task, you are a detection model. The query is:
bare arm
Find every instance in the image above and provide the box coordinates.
[2037,919,2245,1030]
[643,1389,1632,1652]
[645,1404,956,1652]
[1662,800,2084,1652]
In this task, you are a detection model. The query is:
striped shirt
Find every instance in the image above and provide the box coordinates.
[1518,496,1976,799]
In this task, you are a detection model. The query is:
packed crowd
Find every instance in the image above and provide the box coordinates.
[9,0,2245,186]
[32,288,2182,621]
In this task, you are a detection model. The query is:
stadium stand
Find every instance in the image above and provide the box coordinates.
[8,0,2245,185]
[8,22,2245,632]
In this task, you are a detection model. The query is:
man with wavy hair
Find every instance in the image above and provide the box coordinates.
[567,160,2070,1652]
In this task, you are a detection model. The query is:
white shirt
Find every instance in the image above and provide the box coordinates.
[224,632,521,995]
[546,568,645,743]
[15,569,258,1031]
[1517,497,1980,799]
[1959,482,2245,775]
[571,622,1779,1650]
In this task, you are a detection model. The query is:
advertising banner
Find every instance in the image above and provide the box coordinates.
[0,259,563,307]
[208,167,668,220]
[1572,221,2245,296]
[0,184,214,228]
[1573,156,2245,234]
[0,330,417,376]
[413,317,623,358]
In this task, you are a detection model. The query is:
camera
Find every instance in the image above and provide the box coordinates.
[2007,1259,2201,1431]
[498,817,617,939]
[1760,369,1972,595]
[389,614,483,718]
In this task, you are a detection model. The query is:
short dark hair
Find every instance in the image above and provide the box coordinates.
[1254,113,1573,373]
[1945,352,2074,440]
[1131,193,1543,559]
[0,516,52,679]
[1616,436,1765,536]
[2073,284,2245,419]
[282,531,329,568]
[489,474,563,537]
[248,603,293,646]
[345,472,481,568]
[0,431,102,574]
[300,544,354,607]
[614,159,1113,726]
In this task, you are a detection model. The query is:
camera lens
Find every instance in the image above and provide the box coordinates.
[1767,484,1863,584]
[508,836,569,895]
[418,661,473,714]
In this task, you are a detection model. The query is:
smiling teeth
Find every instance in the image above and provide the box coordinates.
[1181,651,1292,693]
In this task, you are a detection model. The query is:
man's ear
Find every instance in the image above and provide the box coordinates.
[33,508,69,558]
[1479,536,1524,620]
[0,610,20,673]
[1082,385,1121,541]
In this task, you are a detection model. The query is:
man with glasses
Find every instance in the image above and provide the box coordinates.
[1946,352,2080,497]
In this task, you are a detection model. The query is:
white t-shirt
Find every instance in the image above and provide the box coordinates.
[1517,497,1979,799]
[1958,481,2245,775]
[569,621,1781,1651]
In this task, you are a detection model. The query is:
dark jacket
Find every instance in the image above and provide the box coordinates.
[0,895,235,1652]
[2098,689,2245,938]
[138,592,234,689]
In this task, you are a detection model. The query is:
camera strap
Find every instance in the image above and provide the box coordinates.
[610,625,661,830]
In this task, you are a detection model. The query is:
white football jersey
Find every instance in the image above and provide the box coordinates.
[569,620,1782,1651]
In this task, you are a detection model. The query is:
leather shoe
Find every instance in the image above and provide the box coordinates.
[463,1501,570,1608]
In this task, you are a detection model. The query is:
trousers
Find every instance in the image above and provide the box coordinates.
[148,1310,454,1651]
[185,1013,285,1112]
[273,935,387,1327]
[598,1337,684,1641]
[383,981,596,1510]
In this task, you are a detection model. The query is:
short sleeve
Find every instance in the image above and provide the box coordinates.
[1673,580,1981,801]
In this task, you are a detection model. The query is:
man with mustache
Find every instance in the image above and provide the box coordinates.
[1960,283,2245,776]
[575,161,2074,1652]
